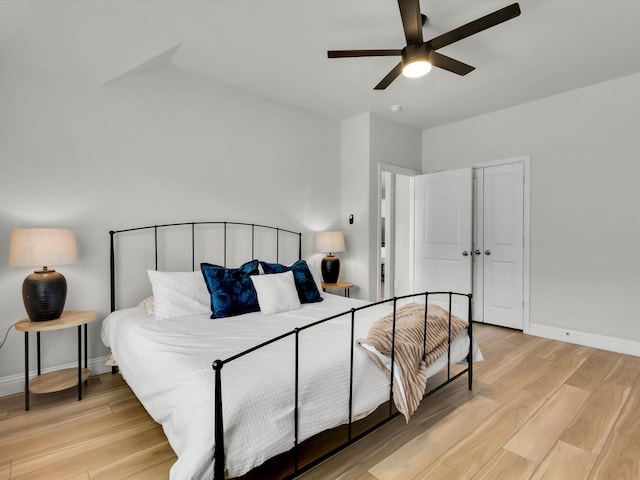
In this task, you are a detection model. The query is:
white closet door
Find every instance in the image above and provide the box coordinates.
[415,168,473,320]
[483,163,524,329]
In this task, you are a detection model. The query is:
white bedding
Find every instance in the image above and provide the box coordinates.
[101,293,481,479]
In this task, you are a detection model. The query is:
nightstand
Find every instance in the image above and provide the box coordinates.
[15,310,98,411]
[321,281,354,297]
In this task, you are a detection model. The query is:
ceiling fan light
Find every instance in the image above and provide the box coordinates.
[402,59,432,78]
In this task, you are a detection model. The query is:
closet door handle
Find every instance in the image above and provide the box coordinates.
[485,250,492,255]
[474,249,481,255]
[462,251,469,256]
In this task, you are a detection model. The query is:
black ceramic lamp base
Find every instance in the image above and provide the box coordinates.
[321,254,341,284]
[22,269,67,321]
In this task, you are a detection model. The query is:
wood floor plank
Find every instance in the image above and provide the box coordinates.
[588,431,640,480]
[410,461,469,480]
[368,395,500,480]
[471,323,513,343]
[565,349,619,391]
[480,354,554,404]
[9,420,162,478]
[0,385,132,436]
[480,330,541,359]
[612,381,640,436]
[470,449,537,480]
[123,458,174,480]
[603,353,640,387]
[0,406,115,464]
[523,351,587,398]
[89,442,177,480]
[6,401,159,474]
[10,426,167,480]
[560,381,631,454]
[336,473,377,480]
[530,440,596,480]
[0,462,10,480]
[528,338,570,360]
[473,334,544,386]
[66,473,90,480]
[471,329,522,360]
[472,354,520,385]
[438,389,546,478]
[109,395,147,413]
[503,384,591,462]
[426,373,488,408]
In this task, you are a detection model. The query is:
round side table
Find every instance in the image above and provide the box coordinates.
[15,310,98,411]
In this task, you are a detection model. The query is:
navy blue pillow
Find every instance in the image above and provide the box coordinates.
[260,259,323,304]
[201,260,260,318]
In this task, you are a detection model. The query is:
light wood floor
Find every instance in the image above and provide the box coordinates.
[1,323,640,479]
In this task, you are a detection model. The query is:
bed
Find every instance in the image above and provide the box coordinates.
[102,221,482,480]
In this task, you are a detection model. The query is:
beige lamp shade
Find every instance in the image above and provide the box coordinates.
[315,231,346,254]
[9,228,78,268]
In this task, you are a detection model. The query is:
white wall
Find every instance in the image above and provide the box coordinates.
[422,71,640,345]
[0,62,340,393]
[339,113,371,299]
[340,113,421,300]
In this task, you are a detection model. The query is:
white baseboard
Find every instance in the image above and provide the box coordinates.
[529,323,640,357]
[0,356,112,398]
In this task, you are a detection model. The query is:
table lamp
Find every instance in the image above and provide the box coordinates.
[315,231,346,284]
[8,227,78,321]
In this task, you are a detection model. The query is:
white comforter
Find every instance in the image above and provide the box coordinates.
[101,294,480,479]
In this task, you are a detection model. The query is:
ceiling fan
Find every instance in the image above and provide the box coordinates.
[327,1,521,90]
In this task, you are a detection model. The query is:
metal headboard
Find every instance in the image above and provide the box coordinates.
[109,221,302,312]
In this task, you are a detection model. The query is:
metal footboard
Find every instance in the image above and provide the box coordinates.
[212,291,473,480]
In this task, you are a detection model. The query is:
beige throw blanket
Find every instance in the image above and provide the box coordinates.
[357,302,468,421]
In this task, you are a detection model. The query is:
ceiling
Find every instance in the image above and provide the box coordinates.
[2,0,640,130]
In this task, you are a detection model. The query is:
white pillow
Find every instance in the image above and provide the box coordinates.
[250,271,301,315]
[147,270,211,319]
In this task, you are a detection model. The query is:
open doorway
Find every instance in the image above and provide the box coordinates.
[378,163,419,300]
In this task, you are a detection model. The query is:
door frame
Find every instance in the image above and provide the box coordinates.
[467,155,530,333]
[377,162,421,301]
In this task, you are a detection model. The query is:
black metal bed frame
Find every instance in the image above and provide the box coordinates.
[108,221,473,480]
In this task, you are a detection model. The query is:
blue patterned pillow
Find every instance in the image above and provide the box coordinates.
[201,260,260,318]
[260,259,323,304]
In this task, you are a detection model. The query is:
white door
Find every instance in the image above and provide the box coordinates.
[415,168,473,320]
[481,163,524,329]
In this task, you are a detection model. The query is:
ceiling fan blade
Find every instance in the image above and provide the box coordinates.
[328,49,402,58]
[430,51,475,76]
[426,2,521,51]
[398,0,423,44]
[374,62,403,90]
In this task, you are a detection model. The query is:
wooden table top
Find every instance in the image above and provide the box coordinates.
[15,310,98,332]
[322,281,354,288]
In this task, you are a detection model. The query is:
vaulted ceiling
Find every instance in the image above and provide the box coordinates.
[2,0,640,129]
